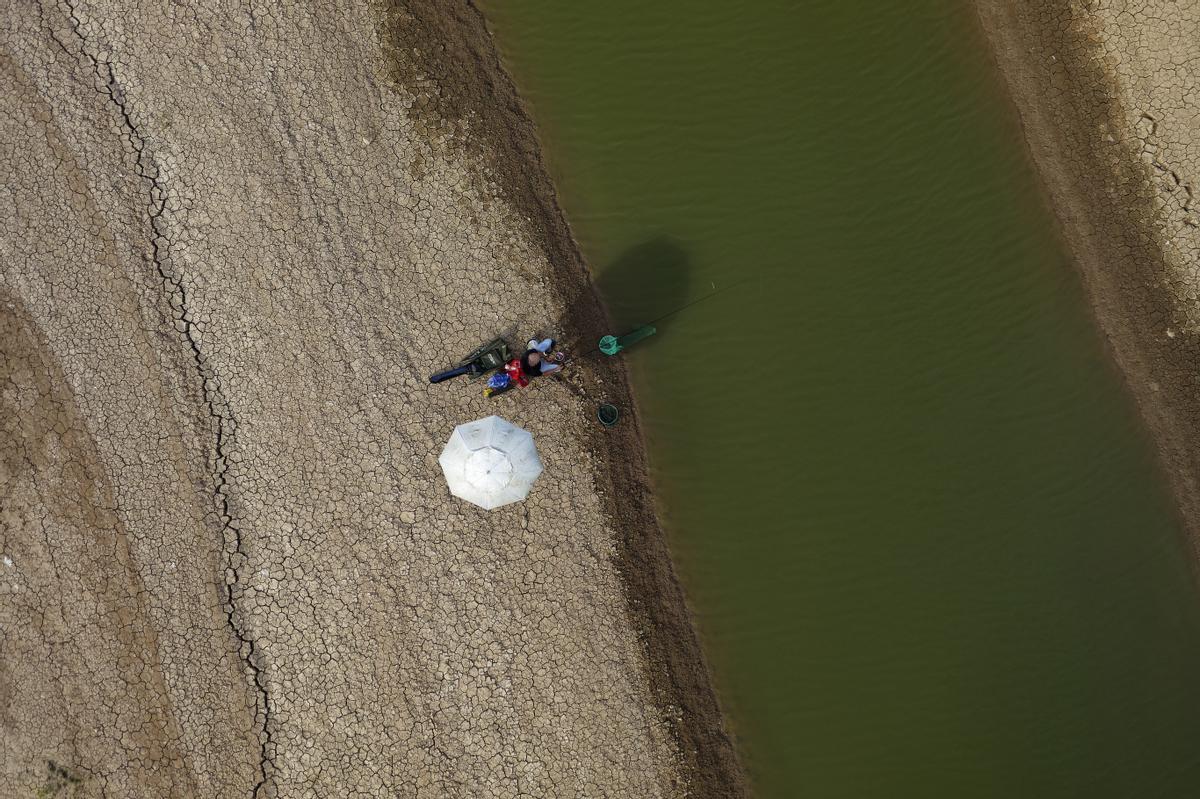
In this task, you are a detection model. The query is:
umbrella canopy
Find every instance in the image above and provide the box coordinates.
[438,416,543,509]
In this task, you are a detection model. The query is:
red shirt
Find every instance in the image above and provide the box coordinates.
[503,358,529,388]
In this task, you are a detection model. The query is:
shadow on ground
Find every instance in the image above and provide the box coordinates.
[557,237,692,356]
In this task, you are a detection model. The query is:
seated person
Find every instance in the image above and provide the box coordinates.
[504,337,562,387]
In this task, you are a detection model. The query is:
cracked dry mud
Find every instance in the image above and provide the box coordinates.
[975,1,1200,558]
[0,1,731,796]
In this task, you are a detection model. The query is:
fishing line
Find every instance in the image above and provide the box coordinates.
[572,276,754,360]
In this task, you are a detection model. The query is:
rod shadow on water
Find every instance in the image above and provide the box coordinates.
[558,237,693,357]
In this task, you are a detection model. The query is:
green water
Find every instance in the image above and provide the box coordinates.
[481,2,1200,796]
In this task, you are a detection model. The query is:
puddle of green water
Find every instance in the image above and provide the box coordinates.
[481,1,1200,796]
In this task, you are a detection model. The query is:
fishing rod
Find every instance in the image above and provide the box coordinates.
[642,276,752,329]
[556,276,753,426]
[574,276,753,360]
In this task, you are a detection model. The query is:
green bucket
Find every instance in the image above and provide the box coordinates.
[597,404,620,427]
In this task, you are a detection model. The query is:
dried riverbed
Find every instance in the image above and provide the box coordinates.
[0,1,738,796]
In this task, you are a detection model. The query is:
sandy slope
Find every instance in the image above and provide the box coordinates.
[974,0,1200,560]
[0,1,704,795]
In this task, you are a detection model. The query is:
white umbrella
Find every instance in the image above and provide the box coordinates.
[438,416,543,510]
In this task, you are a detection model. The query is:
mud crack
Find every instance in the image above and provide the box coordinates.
[1137,112,1199,230]
[50,2,275,794]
